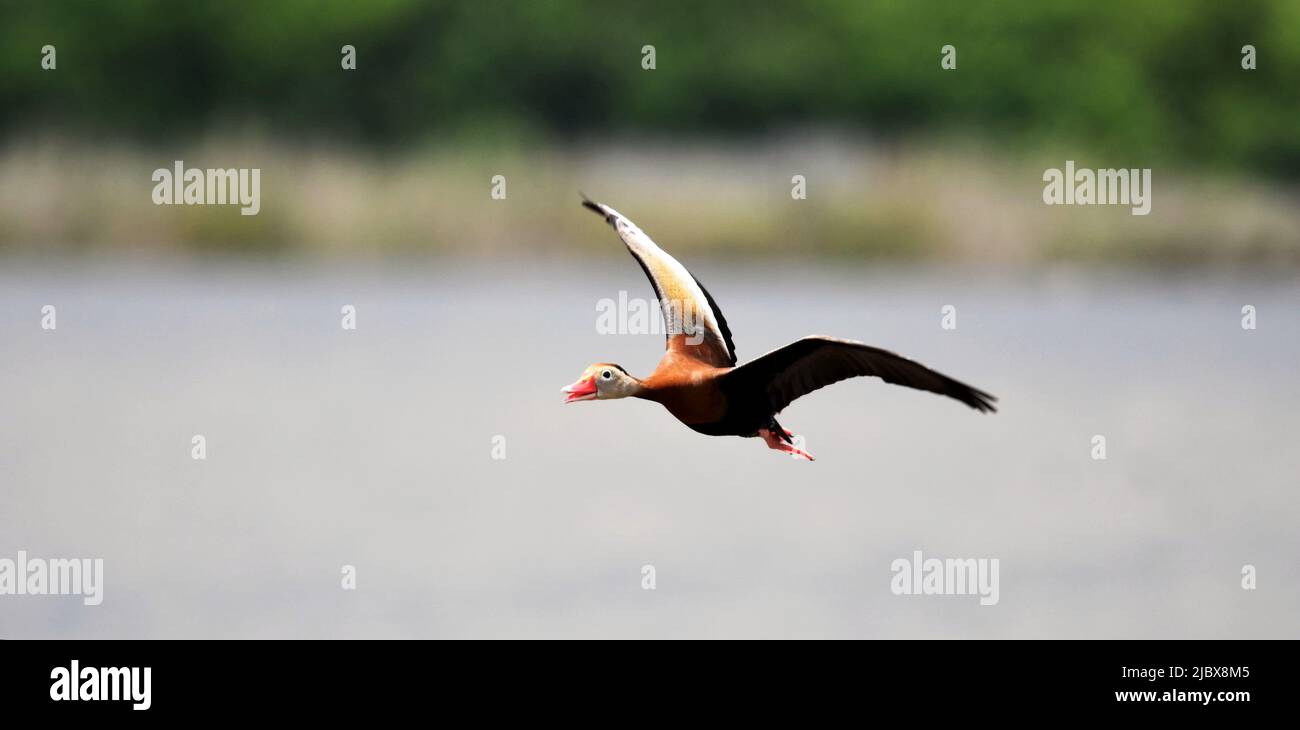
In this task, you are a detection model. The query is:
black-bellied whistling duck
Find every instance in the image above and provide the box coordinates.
[563,198,997,460]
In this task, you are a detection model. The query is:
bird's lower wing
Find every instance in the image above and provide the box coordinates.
[723,336,997,414]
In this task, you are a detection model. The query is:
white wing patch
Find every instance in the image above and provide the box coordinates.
[591,201,733,363]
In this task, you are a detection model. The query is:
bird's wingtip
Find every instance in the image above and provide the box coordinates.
[972,390,999,414]
[579,195,615,224]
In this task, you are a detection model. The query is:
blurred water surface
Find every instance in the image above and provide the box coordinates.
[1,256,1297,638]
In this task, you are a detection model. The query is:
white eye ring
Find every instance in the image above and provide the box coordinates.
[601,370,613,380]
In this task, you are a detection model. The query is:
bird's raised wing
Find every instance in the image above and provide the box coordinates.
[582,198,736,367]
[723,336,997,414]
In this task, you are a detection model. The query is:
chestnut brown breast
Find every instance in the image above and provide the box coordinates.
[639,346,731,426]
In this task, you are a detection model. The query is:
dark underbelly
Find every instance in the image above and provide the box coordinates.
[656,379,772,438]
[682,413,767,438]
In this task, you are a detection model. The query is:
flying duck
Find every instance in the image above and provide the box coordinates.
[563,198,997,460]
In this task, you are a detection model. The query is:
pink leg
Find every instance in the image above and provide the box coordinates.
[758,428,816,461]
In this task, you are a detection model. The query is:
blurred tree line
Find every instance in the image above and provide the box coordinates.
[2,0,1298,179]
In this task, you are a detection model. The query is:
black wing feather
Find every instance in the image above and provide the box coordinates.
[690,276,736,366]
[724,336,997,414]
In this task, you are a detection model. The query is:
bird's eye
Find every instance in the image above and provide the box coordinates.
[601,370,613,380]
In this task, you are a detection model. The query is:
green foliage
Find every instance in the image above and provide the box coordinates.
[3,0,1297,177]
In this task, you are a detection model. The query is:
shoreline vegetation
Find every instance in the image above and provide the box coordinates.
[3,133,1297,265]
